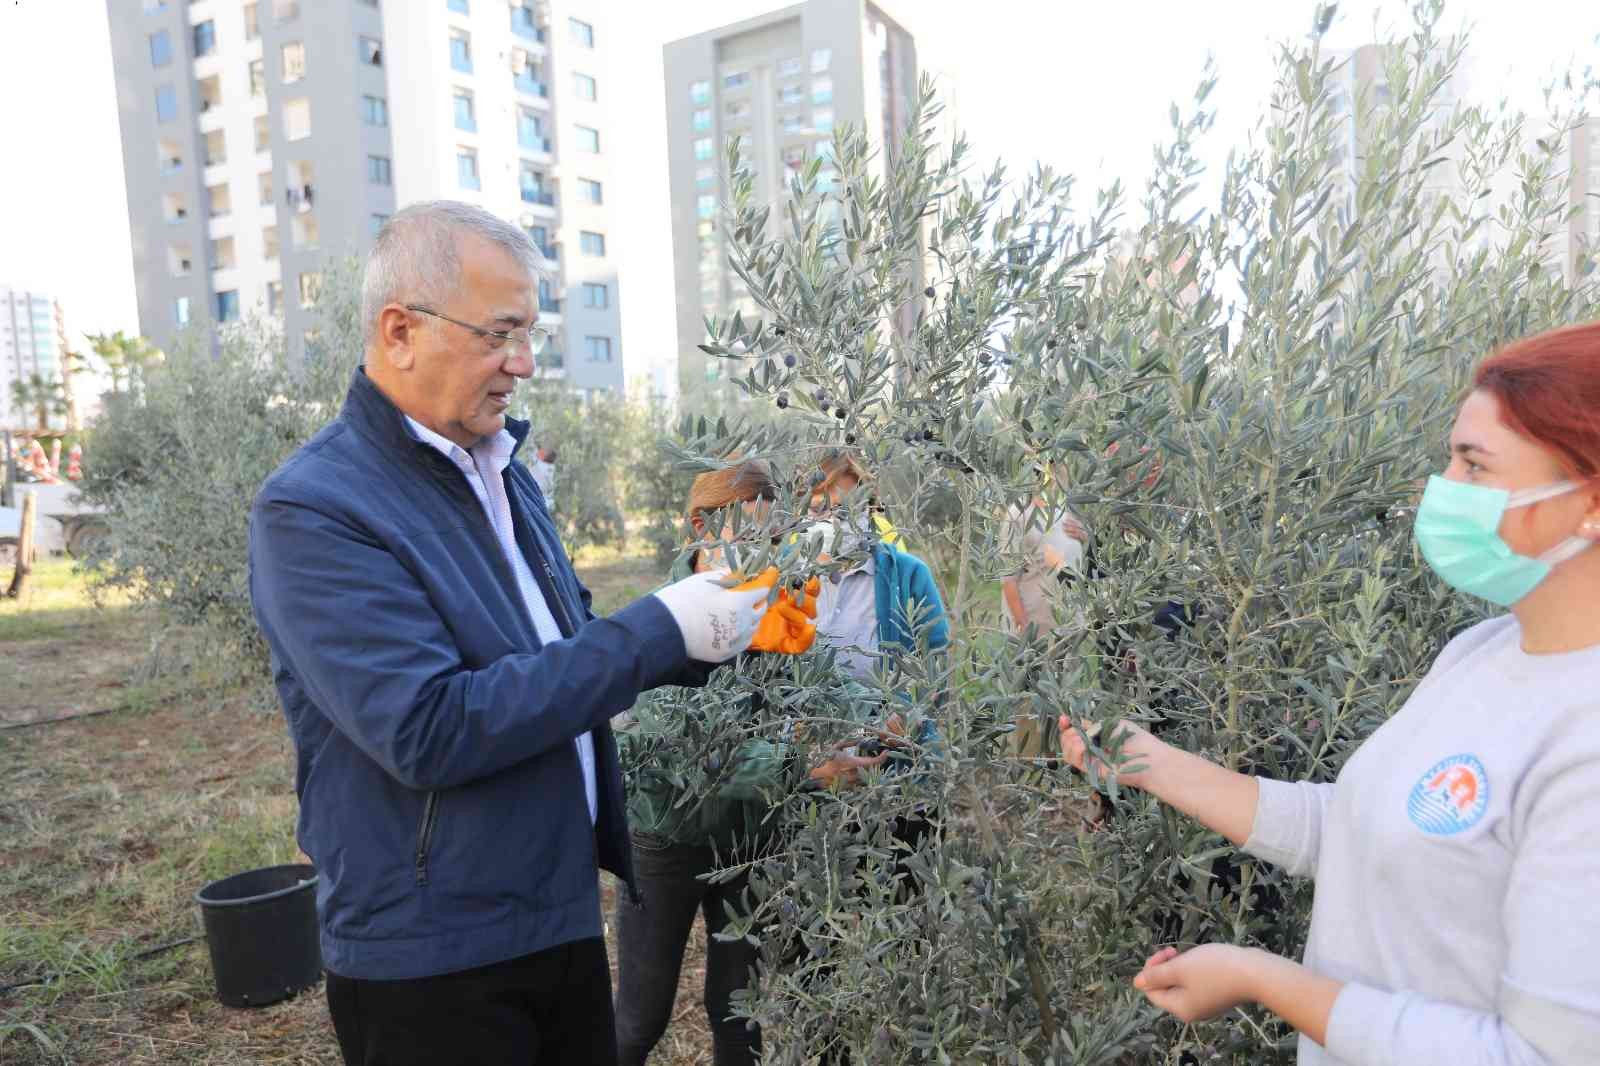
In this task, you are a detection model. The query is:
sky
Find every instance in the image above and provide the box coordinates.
[0,0,1594,367]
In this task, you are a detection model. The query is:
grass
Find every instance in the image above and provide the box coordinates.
[0,552,718,1065]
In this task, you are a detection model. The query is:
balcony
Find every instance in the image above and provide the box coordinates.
[513,74,550,101]
[520,187,556,207]
[285,184,316,212]
[538,295,562,315]
[511,13,548,44]
[519,134,553,155]
[535,243,557,262]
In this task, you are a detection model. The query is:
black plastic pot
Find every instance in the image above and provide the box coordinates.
[195,863,321,1007]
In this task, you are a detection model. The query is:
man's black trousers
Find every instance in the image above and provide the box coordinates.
[324,937,617,1066]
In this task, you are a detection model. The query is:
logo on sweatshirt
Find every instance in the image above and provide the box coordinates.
[1407,754,1489,836]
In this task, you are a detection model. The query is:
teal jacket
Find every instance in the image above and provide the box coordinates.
[621,542,949,850]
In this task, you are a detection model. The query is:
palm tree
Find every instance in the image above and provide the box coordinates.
[84,331,162,395]
[9,373,68,433]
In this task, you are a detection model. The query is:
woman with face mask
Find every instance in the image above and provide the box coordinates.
[1058,322,1600,1065]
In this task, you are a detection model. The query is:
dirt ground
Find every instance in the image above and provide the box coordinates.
[0,553,717,1065]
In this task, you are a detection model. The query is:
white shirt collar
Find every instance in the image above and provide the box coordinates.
[404,416,516,469]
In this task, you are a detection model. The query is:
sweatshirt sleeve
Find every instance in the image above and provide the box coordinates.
[1240,777,1337,878]
[1320,746,1600,1066]
[711,738,791,802]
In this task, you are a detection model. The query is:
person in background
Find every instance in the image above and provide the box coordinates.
[615,460,790,1066]
[530,442,557,504]
[1059,320,1600,1065]
[248,201,770,1066]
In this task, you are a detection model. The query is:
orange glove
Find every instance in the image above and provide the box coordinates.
[732,568,821,654]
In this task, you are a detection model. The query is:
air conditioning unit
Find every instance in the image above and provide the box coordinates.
[510,50,529,75]
[520,213,535,227]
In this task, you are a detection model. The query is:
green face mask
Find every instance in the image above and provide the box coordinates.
[1413,475,1592,606]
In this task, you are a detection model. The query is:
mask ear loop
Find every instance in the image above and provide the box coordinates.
[1505,480,1579,509]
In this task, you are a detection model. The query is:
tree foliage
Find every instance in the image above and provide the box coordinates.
[640,6,1600,1062]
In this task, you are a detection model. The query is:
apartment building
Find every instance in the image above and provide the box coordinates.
[0,286,67,431]
[107,0,626,393]
[663,0,917,397]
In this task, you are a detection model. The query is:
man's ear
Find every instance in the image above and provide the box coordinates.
[376,304,417,371]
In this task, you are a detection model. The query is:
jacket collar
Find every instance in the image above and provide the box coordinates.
[341,366,531,461]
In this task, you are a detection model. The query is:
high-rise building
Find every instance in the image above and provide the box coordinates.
[106,0,626,394]
[1565,117,1600,283]
[1,286,66,431]
[663,0,917,397]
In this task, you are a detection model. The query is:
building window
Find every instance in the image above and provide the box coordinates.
[267,280,283,315]
[174,296,190,327]
[812,77,832,105]
[778,56,803,78]
[244,3,259,40]
[255,114,271,151]
[448,0,469,12]
[257,171,273,205]
[726,100,752,121]
[282,41,306,83]
[689,80,710,105]
[583,336,612,362]
[778,84,803,105]
[781,113,805,134]
[457,147,480,189]
[693,137,714,161]
[362,95,388,126]
[299,272,322,309]
[783,145,805,174]
[249,59,266,96]
[518,107,547,151]
[204,129,227,166]
[149,30,172,68]
[450,29,472,73]
[696,194,716,219]
[210,236,237,270]
[511,3,541,39]
[263,224,279,260]
[159,137,183,174]
[575,125,600,152]
[519,162,550,203]
[579,231,605,256]
[814,108,834,133]
[273,0,300,20]
[577,178,602,204]
[723,71,749,90]
[162,191,188,222]
[573,73,597,101]
[155,84,178,123]
[371,214,390,237]
[291,212,319,248]
[193,20,217,58]
[811,48,831,73]
[198,74,223,113]
[368,155,392,185]
[569,17,594,47]
[581,282,609,309]
[814,139,835,163]
[446,88,473,132]
[216,289,240,323]
[284,98,311,141]
[359,36,383,66]
[695,165,716,189]
[206,183,231,217]
[692,109,711,132]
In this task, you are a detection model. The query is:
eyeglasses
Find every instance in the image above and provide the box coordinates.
[405,304,552,356]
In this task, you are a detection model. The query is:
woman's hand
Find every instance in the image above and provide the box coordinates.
[809,744,889,789]
[1132,944,1266,1023]
[1057,715,1161,791]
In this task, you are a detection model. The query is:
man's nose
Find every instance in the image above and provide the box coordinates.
[503,347,534,378]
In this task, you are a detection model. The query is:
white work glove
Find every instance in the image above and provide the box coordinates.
[651,570,769,663]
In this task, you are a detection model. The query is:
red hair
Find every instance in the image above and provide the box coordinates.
[1474,321,1600,480]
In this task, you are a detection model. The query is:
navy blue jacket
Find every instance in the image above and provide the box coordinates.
[248,369,708,980]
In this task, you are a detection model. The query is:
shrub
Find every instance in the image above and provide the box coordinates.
[78,261,364,668]
[646,7,1600,1063]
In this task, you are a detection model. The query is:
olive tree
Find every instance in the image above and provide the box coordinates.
[638,5,1599,1062]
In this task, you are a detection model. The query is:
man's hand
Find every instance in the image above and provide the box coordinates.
[1132,944,1266,1023]
[652,571,769,663]
[808,745,889,789]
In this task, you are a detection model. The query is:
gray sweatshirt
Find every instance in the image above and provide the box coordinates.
[1243,615,1600,1065]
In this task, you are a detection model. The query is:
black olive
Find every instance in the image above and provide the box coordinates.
[835,407,847,419]
[783,354,796,368]
[776,392,789,409]
[845,433,855,445]
[922,429,934,441]
[775,325,786,336]
[924,285,935,298]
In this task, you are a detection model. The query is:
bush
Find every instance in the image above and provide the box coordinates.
[644,7,1600,1063]
[78,261,364,668]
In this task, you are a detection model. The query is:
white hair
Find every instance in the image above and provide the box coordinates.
[361,200,549,347]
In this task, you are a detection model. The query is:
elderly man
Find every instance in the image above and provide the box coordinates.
[248,201,767,1066]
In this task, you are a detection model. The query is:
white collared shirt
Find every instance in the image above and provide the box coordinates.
[812,550,880,681]
[405,416,597,823]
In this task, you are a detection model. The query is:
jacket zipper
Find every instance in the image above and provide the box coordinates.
[414,792,440,886]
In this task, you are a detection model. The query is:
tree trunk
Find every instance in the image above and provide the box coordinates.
[6,489,37,599]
